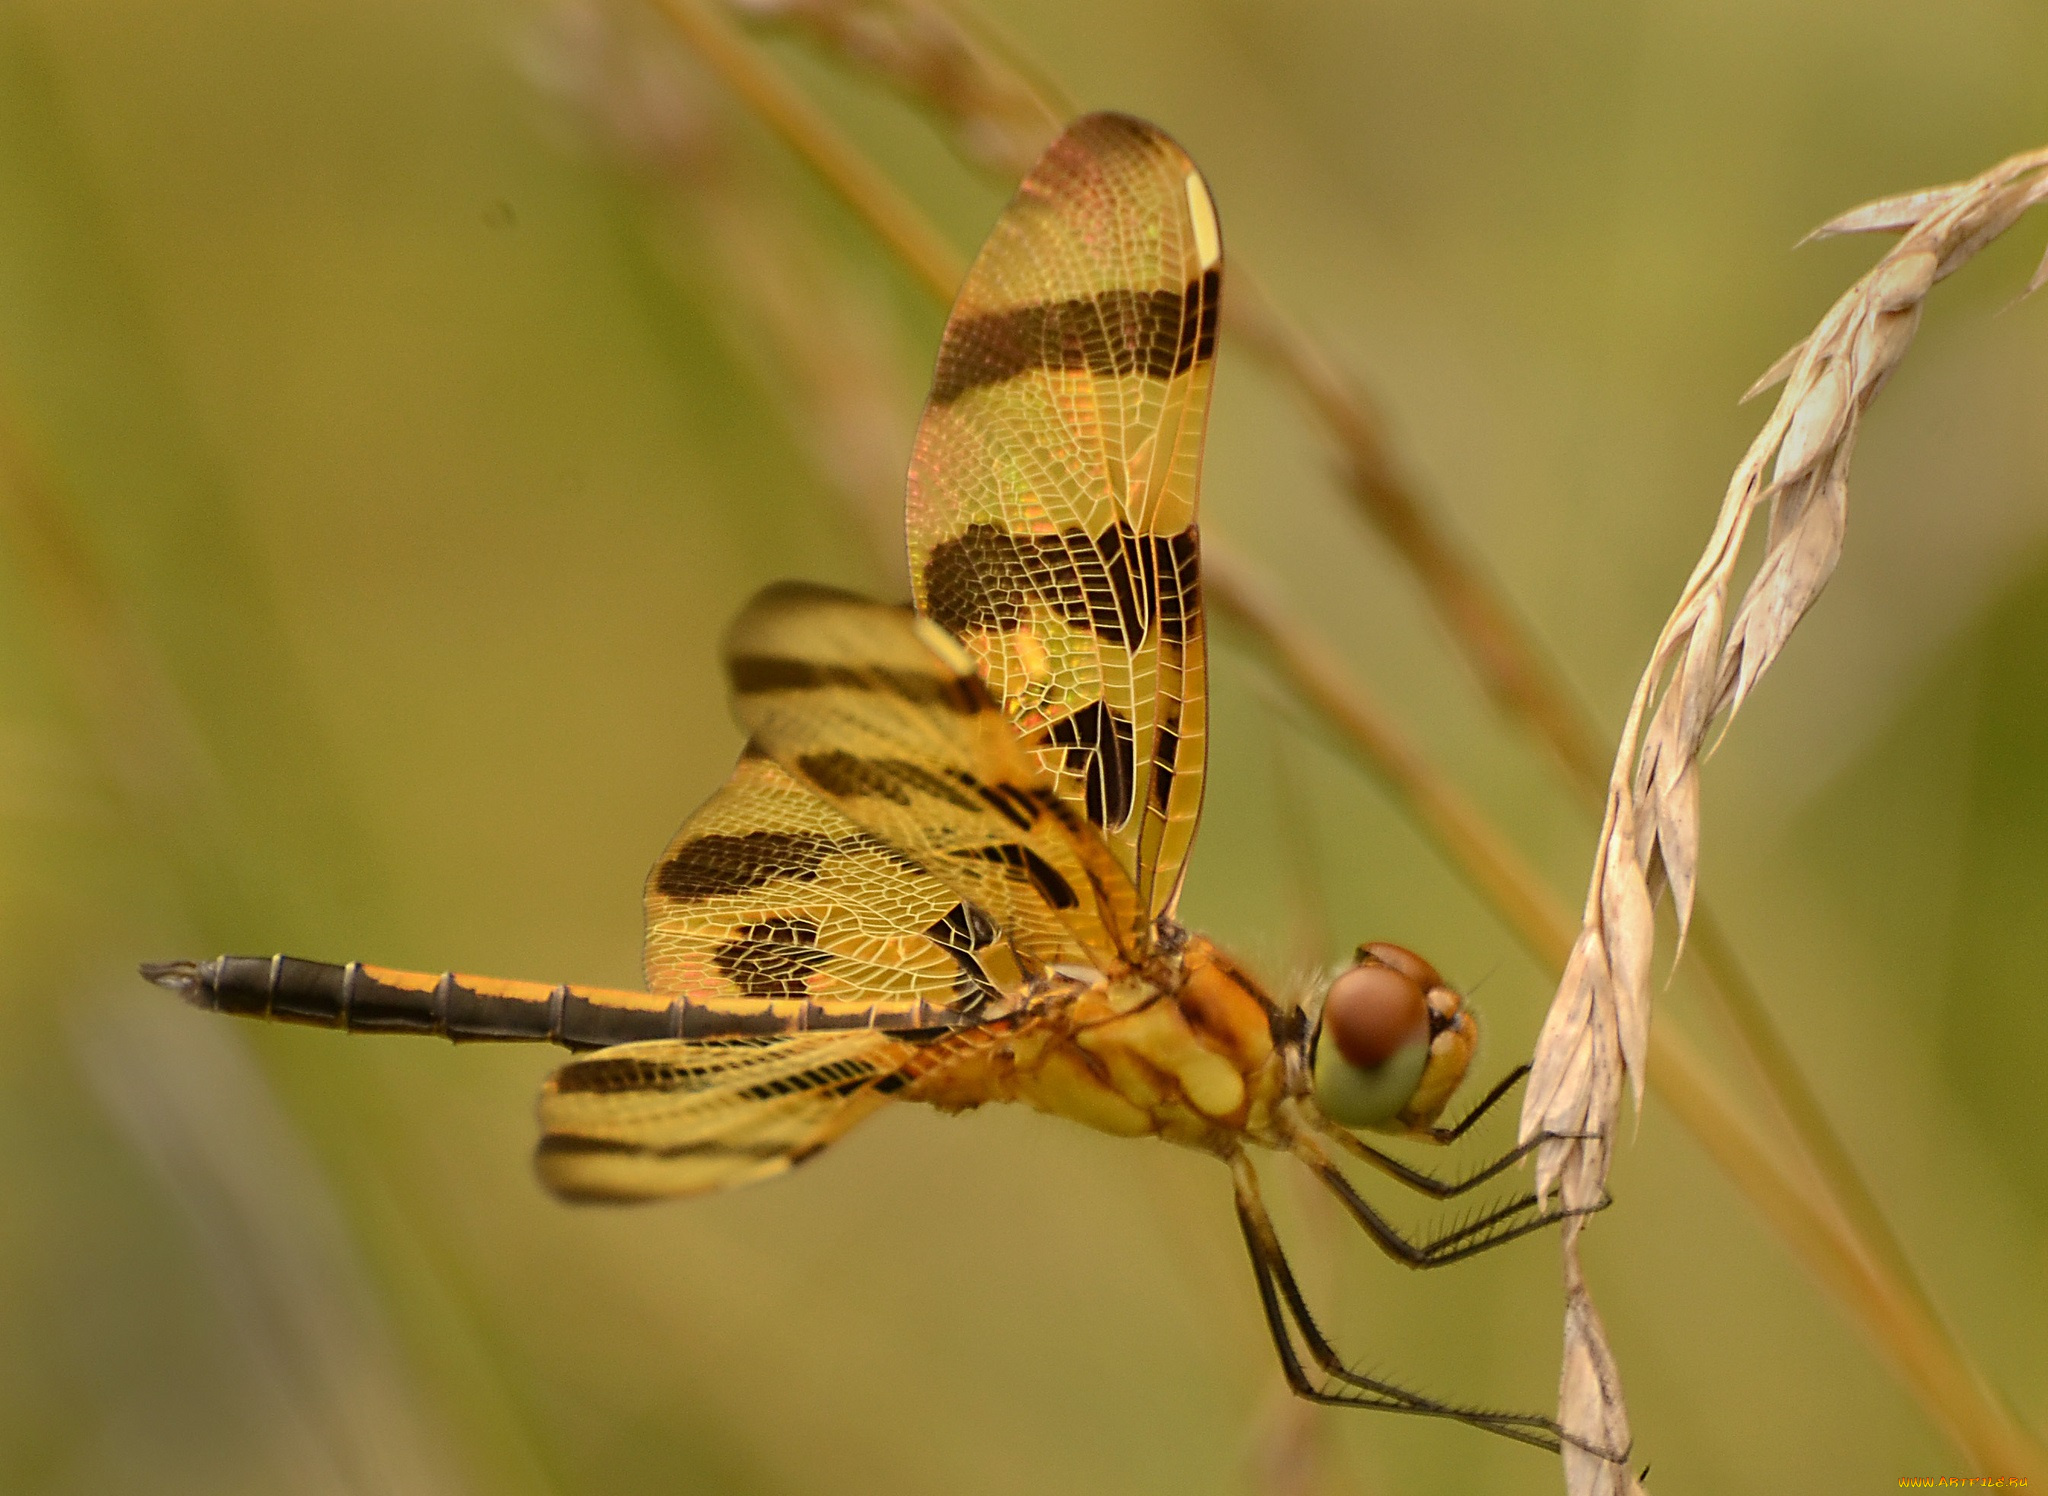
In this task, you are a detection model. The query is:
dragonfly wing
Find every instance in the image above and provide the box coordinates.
[644,748,1024,1021]
[907,112,1223,919]
[536,1028,994,1202]
[546,117,1219,1205]
[725,580,1145,971]
[548,732,1051,1202]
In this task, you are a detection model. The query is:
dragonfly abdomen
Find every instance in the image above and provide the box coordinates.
[140,956,972,1050]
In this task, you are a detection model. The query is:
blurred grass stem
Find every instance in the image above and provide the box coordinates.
[1207,545,1577,972]
[0,401,241,928]
[1221,281,1610,792]
[650,0,963,303]
[1652,1023,2043,1479]
[79,1003,474,1496]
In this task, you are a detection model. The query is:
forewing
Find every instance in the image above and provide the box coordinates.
[725,581,1144,971]
[644,748,1023,1020]
[536,1029,976,1202]
[906,112,1222,919]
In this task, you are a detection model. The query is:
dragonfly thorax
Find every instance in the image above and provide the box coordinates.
[901,935,1290,1153]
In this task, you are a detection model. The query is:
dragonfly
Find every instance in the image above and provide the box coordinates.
[143,112,1607,1457]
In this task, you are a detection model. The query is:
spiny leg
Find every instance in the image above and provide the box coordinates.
[1430,1062,1531,1143]
[1303,1065,1599,1202]
[1312,1117,1549,1201]
[1292,1134,1607,1269]
[1229,1153,1584,1455]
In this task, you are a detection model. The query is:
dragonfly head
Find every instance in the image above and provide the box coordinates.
[1307,943,1476,1135]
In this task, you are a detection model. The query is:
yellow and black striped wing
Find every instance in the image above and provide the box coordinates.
[725,580,1145,971]
[907,112,1223,920]
[536,1027,999,1202]
[642,747,1025,1022]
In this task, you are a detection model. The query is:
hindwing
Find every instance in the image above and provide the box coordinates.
[536,1028,1000,1202]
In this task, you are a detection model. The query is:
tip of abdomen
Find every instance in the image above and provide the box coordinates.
[139,960,202,999]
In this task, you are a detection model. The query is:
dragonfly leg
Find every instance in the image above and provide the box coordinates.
[1310,1117,1545,1200]
[1230,1154,1627,1461]
[1302,1064,1601,1202]
[1291,1133,1608,1267]
[1427,1062,1529,1143]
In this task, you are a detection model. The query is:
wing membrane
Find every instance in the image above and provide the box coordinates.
[548,117,1218,1206]
[536,1029,955,1201]
[907,112,1222,919]
[725,581,1144,970]
[644,748,1024,1020]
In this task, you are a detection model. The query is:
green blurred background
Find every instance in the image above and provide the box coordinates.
[2,1,2044,1492]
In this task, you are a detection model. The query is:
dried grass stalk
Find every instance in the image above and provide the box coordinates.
[1520,144,2048,1488]
[732,0,1061,172]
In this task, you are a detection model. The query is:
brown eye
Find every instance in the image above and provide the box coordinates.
[1356,942,1442,994]
[1322,960,1430,1070]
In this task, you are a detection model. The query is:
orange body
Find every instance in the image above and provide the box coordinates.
[903,937,1290,1155]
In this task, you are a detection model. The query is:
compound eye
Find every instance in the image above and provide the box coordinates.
[1325,961,1430,1070]
[1357,942,1441,994]
[1311,960,1433,1130]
